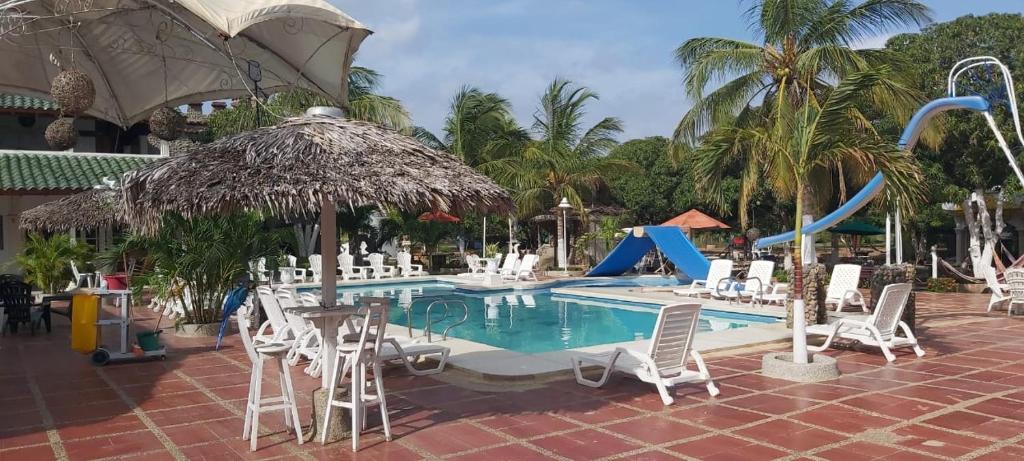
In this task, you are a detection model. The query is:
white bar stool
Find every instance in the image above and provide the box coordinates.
[321,298,392,451]
[237,303,304,452]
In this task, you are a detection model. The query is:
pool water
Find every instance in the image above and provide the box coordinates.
[321,281,776,354]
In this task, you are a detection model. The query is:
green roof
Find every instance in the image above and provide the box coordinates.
[0,151,153,192]
[0,93,58,112]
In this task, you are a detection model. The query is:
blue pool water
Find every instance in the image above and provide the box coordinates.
[312,280,776,354]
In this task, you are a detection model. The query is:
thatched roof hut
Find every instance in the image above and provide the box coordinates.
[122,116,514,234]
[19,188,122,232]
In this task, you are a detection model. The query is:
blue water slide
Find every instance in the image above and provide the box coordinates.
[754,96,991,249]
[587,226,711,278]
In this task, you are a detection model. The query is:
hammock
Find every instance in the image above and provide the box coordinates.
[938,258,984,283]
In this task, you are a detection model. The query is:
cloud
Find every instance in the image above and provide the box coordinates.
[852,33,898,50]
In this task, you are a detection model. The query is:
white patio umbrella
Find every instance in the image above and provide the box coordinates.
[0,0,370,126]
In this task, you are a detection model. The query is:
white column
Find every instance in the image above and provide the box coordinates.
[895,205,903,264]
[482,216,487,258]
[885,214,892,265]
[931,245,938,279]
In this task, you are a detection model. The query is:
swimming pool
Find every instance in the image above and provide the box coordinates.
[316,281,777,354]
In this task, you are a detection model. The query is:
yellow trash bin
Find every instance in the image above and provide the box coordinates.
[71,294,100,353]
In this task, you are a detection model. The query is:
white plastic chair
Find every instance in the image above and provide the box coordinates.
[808,283,924,362]
[756,283,790,306]
[718,260,775,307]
[254,287,295,346]
[1003,268,1024,316]
[274,288,322,373]
[826,264,866,312]
[504,254,538,281]
[236,302,303,451]
[984,265,1011,312]
[338,253,369,281]
[367,253,396,279]
[287,255,309,282]
[396,251,426,277]
[250,258,272,283]
[70,261,94,288]
[571,303,719,405]
[308,254,323,283]
[673,259,733,298]
[321,298,393,451]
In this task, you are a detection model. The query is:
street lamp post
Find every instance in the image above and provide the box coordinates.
[558,197,571,273]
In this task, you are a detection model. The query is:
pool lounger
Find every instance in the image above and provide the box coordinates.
[381,338,450,375]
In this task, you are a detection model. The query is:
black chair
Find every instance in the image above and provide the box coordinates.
[0,281,48,334]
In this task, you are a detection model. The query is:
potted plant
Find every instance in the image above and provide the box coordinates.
[277,254,296,284]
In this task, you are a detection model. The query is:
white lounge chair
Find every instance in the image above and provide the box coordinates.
[718,260,775,307]
[808,283,924,362]
[504,254,538,281]
[1002,268,1024,316]
[367,253,396,279]
[984,265,1011,312]
[826,264,866,312]
[308,254,323,283]
[378,338,450,376]
[338,253,369,281]
[497,253,520,277]
[756,283,790,306]
[396,251,427,277]
[571,303,719,405]
[674,259,732,298]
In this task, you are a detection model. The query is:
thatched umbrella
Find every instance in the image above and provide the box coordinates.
[121,110,514,390]
[19,187,122,232]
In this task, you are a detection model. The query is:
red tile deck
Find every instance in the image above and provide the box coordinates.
[2,291,1024,460]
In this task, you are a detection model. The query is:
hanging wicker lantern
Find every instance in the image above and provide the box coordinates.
[50,70,95,115]
[45,117,77,150]
[149,107,185,141]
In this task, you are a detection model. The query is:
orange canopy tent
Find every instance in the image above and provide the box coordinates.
[662,209,731,231]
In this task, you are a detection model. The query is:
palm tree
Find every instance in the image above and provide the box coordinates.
[208,66,412,139]
[416,86,530,167]
[673,0,934,227]
[484,79,635,259]
[694,69,924,363]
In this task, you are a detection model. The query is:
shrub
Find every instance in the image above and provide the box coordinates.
[927,277,957,293]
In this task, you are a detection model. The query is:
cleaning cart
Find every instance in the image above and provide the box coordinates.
[88,289,167,365]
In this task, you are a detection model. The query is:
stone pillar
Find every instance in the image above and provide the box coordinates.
[786,263,828,328]
[954,223,966,264]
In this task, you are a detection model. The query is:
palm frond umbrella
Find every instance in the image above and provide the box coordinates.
[19,187,122,232]
[121,112,514,389]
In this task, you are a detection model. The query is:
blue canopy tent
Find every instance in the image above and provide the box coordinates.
[587,226,711,279]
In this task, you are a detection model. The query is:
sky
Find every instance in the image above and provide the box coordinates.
[331,0,1024,141]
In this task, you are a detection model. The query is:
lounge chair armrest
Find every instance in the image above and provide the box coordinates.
[254,319,274,338]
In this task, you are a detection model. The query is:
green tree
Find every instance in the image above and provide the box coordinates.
[207,67,412,139]
[694,69,924,362]
[483,79,636,258]
[673,0,934,227]
[606,136,743,224]
[15,234,92,293]
[125,214,284,324]
[886,13,1024,191]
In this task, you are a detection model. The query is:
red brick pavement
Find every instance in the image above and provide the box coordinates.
[1,292,1022,460]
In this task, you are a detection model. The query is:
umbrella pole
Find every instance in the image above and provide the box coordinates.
[483,216,487,257]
